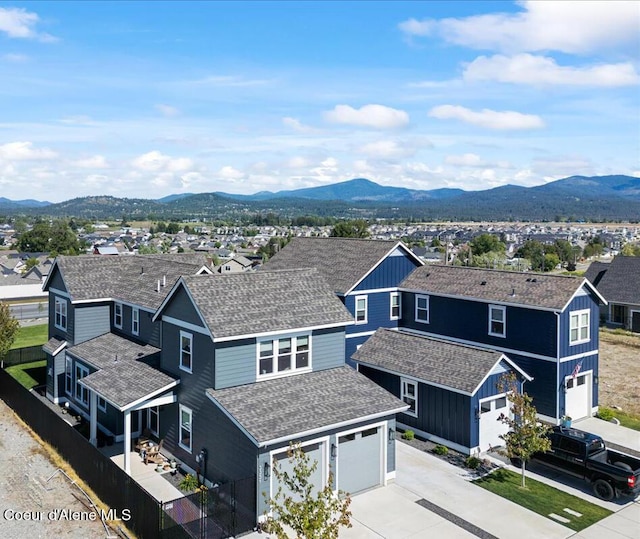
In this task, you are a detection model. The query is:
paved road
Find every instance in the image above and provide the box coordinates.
[9,301,48,321]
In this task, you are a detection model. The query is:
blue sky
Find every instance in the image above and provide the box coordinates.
[0,1,638,202]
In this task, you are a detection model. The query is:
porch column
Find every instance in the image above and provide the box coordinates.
[124,410,131,475]
[89,391,97,447]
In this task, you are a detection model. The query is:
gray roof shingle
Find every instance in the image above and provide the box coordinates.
[206,366,407,443]
[180,268,354,339]
[352,329,506,394]
[263,237,417,295]
[584,256,640,305]
[43,337,66,355]
[400,265,588,310]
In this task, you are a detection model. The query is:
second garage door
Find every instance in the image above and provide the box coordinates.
[337,426,382,495]
[274,442,325,501]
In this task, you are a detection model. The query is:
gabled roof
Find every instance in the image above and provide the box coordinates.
[206,366,407,446]
[584,256,640,305]
[352,329,531,395]
[162,268,354,341]
[262,237,422,295]
[43,337,66,356]
[400,265,605,311]
[44,254,212,311]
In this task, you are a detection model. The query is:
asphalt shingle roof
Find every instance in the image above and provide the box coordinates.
[400,265,586,310]
[206,366,407,443]
[69,333,176,410]
[51,254,211,310]
[584,256,640,305]
[180,268,354,339]
[352,329,505,395]
[263,237,413,295]
[43,337,66,355]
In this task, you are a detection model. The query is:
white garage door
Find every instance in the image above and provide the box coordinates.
[337,426,382,495]
[479,395,510,451]
[565,372,591,420]
[274,442,325,501]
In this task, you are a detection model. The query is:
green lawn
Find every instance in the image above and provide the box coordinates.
[606,409,640,431]
[10,324,48,349]
[6,359,47,390]
[474,468,612,532]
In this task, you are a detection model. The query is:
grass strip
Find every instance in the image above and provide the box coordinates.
[6,359,47,389]
[10,323,49,349]
[474,468,612,532]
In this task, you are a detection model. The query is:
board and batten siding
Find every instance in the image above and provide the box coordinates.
[215,338,255,389]
[354,248,421,291]
[345,291,395,337]
[74,304,110,344]
[507,353,557,418]
[559,292,600,358]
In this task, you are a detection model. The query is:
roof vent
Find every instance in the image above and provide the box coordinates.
[531,278,537,283]
[163,275,167,287]
[480,281,487,285]
[157,280,161,293]
[141,266,144,275]
[114,354,118,363]
[511,288,516,296]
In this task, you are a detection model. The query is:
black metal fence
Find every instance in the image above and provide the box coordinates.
[2,345,46,366]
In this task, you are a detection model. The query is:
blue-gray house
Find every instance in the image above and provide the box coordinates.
[263,237,424,365]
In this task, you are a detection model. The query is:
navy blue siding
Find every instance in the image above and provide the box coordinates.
[507,354,558,418]
[345,334,372,368]
[345,291,396,337]
[559,294,600,358]
[354,248,421,291]
[400,293,557,357]
[559,354,599,416]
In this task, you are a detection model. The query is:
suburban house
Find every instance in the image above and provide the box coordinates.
[42,254,407,521]
[396,265,607,425]
[262,237,424,364]
[585,256,640,332]
[353,328,531,455]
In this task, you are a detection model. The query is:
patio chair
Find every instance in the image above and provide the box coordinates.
[144,439,165,465]
[135,429,152,452]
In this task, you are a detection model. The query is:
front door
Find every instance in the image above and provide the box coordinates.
[479,395,510,451]
[565,372,591,420]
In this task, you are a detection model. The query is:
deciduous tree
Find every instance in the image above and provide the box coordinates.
[330,220,370,238]
[0,302,19,361]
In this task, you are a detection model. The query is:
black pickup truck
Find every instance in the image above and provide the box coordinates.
[518,426,640,501]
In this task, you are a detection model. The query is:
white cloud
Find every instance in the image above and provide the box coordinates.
[445,153,483,167]
[189,75,272,87]
[429,105,545,130]
[464,54,639,87]
[2,53,28,63]
[400,1,640,54]
[155,104,180,117]
[0,7,57,42]
[358,140,413,159]
[324,104,409,129]
[72,155,109,169]
[59,115,96,126]
[0,141,57,160]
[285,156,311,169]
[282,117,315,133]
[131,151,192,172]
[218,165,244,180]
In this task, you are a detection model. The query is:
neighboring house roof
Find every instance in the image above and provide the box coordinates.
[400,265,605,311]
[44,254,212,311]
[263,237,422,295]
[70,333,177,411]
[584,256,640,306]
[170,268,354,340]
[352,329,530,395]
[206,366,408,446]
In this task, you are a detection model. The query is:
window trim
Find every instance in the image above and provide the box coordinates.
[488,305,506,338]
[355,295,368,325]
[148,406,159,436]
[114,302,123,329]
[179,330,193,373]
[97,396,107,413]
[65,355,73,396]
[179,404,192,453]
[256,333,312,380]
[132,307,139,336]
[54,297,67,331]
[569,309,590,345]
[415,294,430,324]
[390,292,401,321]
[75,363,89,408]
[401,378,418,418]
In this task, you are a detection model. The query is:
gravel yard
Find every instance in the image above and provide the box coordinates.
[0,399,110,538]
[598,330,640,416]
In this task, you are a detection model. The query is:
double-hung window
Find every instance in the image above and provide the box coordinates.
[148,406,159,436]
[390,292,401,320]
[180,331,193,373]
[258,335,311,378]
[97,396,107,412]
[489,305,506,337]
[401,379,418,417]
[132,307,139,336]
[55,297,67,331]
[75,364,89,407]
[355,295,368,324]
[570,309,590,345]
[65,355,72,395]
[179,405,192,452]
[114,302,123,329]
[415,295,429,323]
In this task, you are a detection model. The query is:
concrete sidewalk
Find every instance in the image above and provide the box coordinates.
[573,417,640,455]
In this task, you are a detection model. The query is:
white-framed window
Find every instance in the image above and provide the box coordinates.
[97,396,107,412]
[179,405,192,453]
[401,378,418,417]
[489,305,506,337]
[258,334,312,378]
[570,309,590,345]
[180,331,193,373]
[415,295,429,323]
[390,292,401,320]
[114,302,123,329]
[75,364,89,407]
[65,355,72,395]
[132,307,139,336]
[148,406,159,436]
[54,297,67,331]
[355,295,368,324]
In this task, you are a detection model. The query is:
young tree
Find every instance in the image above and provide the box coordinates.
[0,302,20,361]
[263,443,352,539]
[330,220,370,238]
[497,372,552,488]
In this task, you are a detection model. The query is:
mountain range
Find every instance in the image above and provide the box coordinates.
[1,175,639,222]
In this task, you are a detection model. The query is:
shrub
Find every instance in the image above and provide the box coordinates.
[597,407,615,422]
[401,430,415,441]
[433,444,449,456]
[465,456,481,469]
[179,473,199,492]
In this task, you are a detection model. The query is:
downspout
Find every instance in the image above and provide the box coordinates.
[555,311,561,423]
